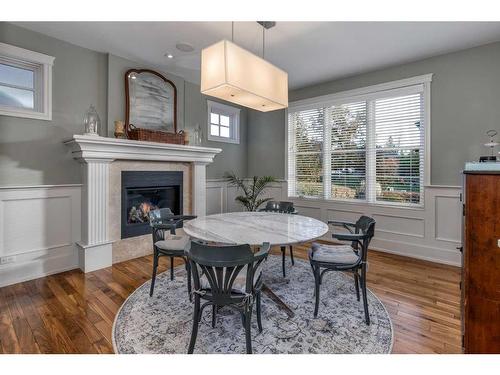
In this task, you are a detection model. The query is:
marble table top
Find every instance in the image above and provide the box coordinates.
[183,211,329,246]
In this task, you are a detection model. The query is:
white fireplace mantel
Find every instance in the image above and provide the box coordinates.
[64,135,222,272]
[64,134,222,163]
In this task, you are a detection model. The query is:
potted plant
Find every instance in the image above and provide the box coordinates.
[224,172,277,211]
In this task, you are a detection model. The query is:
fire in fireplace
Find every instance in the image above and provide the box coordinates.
[121,171,183,239]
[126,187,178,224]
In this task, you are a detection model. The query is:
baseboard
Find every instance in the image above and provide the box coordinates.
[0,245,79,288]
[368,244,461,267]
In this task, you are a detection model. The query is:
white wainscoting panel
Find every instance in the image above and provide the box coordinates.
[206,179,287,214]
[434,194,462,243]
[372,213,425,239]
[206,180,462,266]
[206,181,225,215]
[0,185,81,287]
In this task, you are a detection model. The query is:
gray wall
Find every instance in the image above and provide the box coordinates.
[184,81,248,179]
[247,109,286,178]
[3,22,499,187]
[247,42,500,186]
[287,42,500,186]
[0,22,108,186]
[0,23,248,185]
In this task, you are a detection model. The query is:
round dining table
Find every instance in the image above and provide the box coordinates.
[183,211,329,317]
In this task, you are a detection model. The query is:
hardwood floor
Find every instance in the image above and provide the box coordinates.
[0,243,462,354]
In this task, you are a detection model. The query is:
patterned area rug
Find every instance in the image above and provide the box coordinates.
[113,255,393,354]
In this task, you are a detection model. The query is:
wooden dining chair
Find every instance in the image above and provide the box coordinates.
[259,200,298,277]
[148,208,196,299]
[186,240,270,354]
[308,215,375,325]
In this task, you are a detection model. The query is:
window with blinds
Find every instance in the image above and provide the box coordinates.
[287,76,430,206]
[288,108,324,198]
[372,93,424,204]
[329,102,367,200]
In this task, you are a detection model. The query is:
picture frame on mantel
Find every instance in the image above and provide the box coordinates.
[125,68,184,144]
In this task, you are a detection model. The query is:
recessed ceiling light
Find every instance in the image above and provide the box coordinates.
[166,53,174,59]
[176,42,194,53]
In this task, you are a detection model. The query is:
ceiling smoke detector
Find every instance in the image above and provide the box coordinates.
[176,42,194,53]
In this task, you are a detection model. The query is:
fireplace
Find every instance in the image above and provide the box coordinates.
[121,171,183,239]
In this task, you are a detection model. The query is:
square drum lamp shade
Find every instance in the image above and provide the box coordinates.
[200,40,288,112]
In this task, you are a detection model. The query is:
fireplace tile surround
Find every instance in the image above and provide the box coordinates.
[64,135,221,272]
[110,162,190,263]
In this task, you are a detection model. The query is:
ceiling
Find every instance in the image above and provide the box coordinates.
[15,21,500,89]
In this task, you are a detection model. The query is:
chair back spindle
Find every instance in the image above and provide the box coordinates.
[188,241,268,302]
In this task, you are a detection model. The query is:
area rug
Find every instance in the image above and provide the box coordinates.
[112,255,393,354]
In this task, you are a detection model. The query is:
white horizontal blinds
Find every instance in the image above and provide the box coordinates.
[288,108,325,198]
[372,93,424,204]
[328,101,367,200]
[288,77,429,206]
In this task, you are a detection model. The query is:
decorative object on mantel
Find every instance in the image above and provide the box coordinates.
[480,129,499,162]
[114,120,126,138]
[125,68,186,144]
[182,130,190,145]
[126,124,187,145]
[192,123,203,146]
[200,22,288,112]
[224,171,277,211]
[83,104,101,136]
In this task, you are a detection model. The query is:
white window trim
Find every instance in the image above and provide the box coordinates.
[285,74,433,208]
[207,100,240,144]
[0,42,55,121]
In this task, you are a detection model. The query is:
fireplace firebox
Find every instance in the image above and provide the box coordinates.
[121,171,183,239]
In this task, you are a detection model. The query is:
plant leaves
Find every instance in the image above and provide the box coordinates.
[225,172,277,211]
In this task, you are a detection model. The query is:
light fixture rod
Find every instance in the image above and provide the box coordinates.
[257,21,276,29]
[262,26,265,59]
[257,21,275,58]
[231,21,234,43]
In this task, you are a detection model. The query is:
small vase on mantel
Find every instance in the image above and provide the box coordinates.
[193,123,203,146]
[83,105,101,136]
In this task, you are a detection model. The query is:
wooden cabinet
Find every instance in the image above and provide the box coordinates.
[463,172,500,353]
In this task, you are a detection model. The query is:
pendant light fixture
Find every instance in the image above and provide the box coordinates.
[200,21,288,112]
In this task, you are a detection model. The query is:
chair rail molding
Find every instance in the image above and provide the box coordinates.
[65,135,222,273]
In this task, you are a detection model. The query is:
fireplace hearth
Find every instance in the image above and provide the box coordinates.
[121,171,183,239]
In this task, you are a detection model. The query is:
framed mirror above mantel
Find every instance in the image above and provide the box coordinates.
[125,68,178,133]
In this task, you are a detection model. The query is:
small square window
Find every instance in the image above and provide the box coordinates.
[0,42,54,120]
[207,100,240,144]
